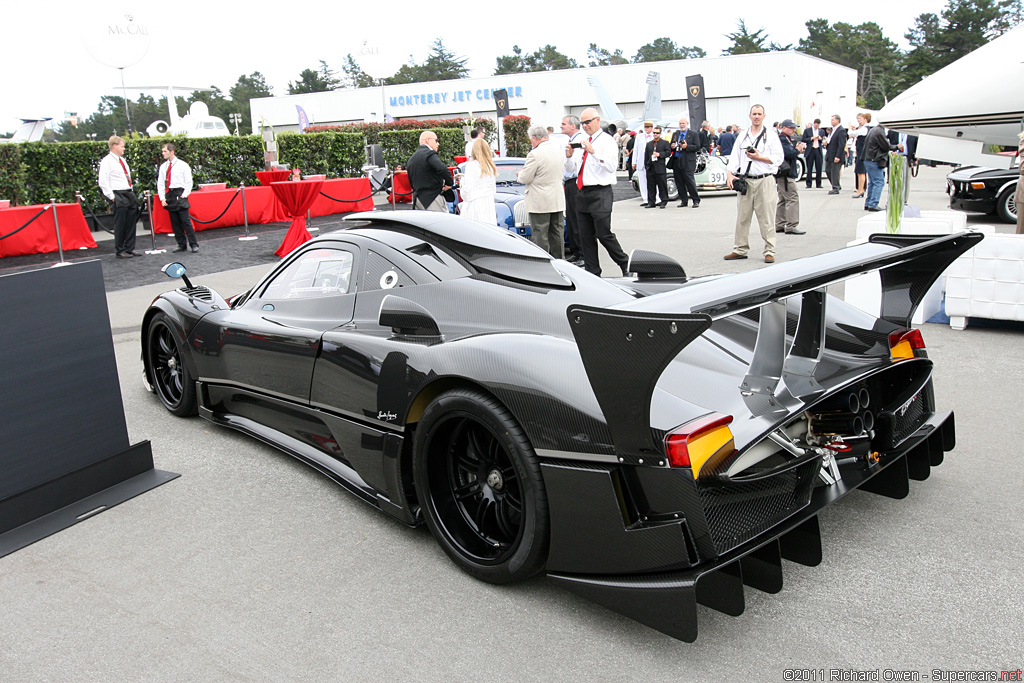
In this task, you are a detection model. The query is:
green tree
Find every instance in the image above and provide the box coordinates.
[722,20,789,55]
[492,44,578,74]
[229,72,273,133]
[903,0,1017,84]
[288,60,339,94]
[632,37,706,62]
[387,39,469,84]
[587,43,629,67]
[494,46,527,74]
[798,20,904,110]
[341,54,378,88]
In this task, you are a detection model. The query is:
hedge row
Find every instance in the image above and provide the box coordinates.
[306,117,497,146]
[0,124,498,208]
[0,136,266,208]
[502,115,532,158]
[379,129,466,169]
[276,131,366,178]
[0,143,27,206]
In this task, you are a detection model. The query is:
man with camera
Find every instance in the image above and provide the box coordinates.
[157,143,199,253]
[670,117,701,208]
[567,107,630,277]
[725,104,784,263]
[775,120,805,235]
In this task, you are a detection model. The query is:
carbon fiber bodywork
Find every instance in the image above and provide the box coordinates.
[141,210,981,641]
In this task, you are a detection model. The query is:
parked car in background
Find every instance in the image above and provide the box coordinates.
[946,165,1019,223]
[631,151,735,200]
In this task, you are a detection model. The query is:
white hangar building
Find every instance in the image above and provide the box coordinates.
[250,51,858,134]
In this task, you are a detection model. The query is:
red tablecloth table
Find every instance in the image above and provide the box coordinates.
[152,186,288,233]
[389,172,413,204]
[255,170,291,187]
[0,203,97,258]
[271,180,324,257]
[308,177,375,216]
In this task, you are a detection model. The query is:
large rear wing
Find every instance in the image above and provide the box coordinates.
[567,231,983,459]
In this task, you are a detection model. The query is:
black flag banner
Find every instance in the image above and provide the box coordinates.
[493,89,510,118]
[685,75,706,127]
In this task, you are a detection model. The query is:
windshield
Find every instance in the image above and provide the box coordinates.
[495,164,523,184]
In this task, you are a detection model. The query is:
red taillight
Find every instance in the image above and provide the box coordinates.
[888,328,925,361]
[664,413,734,471]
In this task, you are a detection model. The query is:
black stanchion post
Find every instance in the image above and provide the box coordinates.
[239,184,256,241]
[144,190,166,255]
[307,208,318,232]
[49,198,67,268]
[390,171,396,211]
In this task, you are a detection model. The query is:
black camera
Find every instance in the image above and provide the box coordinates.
[570,142,582,149]
[746,146,757,154]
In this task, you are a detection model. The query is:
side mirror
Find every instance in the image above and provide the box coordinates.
[627,249,687,281]
[161,262,193,289]
[378,295,440,337]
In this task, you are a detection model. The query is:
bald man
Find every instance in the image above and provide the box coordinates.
[407,130,452,212]
[566,108,629,276]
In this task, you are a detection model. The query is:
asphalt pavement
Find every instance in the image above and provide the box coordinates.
[2,166,1022,680]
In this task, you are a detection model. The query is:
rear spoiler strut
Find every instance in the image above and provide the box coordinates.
[567,231,983,460]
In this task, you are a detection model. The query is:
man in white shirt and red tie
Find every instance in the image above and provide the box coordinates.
[565,108,630,277]
[97,135,138,259]
[157,143,199,253]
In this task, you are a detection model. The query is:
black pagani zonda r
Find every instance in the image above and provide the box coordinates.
[142,210,980,642]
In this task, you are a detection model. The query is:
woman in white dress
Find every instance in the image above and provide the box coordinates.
[458,138,498,225]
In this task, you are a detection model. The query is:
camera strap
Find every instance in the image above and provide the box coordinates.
[743,129,767,177]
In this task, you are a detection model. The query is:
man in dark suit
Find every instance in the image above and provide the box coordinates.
[801,118,824,188]
[825,114,848,194]
[670,117,701,208]
[406,130,452,211]
[643,126,672,208]
[718,125,736,156]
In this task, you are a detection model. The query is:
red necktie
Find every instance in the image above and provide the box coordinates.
[576,136,592,190]
[118,157,132,187]
[165,161,172,193]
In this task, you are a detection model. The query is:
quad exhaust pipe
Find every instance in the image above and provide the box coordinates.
[809,389,874,437]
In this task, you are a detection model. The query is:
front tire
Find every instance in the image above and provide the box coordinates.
[413,388,549,584]
[146,313,197,416]
[996,183,1018,223]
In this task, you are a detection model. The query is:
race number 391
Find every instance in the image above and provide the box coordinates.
[785,671,825,682]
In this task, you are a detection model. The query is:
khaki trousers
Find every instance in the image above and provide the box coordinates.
[775,175,800,232]
[732,176,778,256]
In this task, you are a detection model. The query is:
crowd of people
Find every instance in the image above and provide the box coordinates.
[400,104,928,271]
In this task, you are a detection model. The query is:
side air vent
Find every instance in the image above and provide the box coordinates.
[181,286,214,302]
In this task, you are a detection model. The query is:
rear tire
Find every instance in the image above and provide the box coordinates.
[996,183,1018,223]
[413,388,548,584]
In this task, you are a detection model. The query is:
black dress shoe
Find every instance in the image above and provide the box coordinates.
[827,189,840,195]
[786,229,806,235]
[643,204,656,208]
[678,202,687,207]
[692,202,700,208]
[658,204,666,209]
[172,246,187,253]
[116,252,133,259]
[126,251,137,256]
[865,206,882,212]
[776,228,785,233]
[190,245,200,253]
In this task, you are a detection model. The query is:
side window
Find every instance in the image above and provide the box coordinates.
[362,250,416,291]
[262,248,355,300]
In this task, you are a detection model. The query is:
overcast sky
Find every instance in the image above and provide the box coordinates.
[4,0,949,135]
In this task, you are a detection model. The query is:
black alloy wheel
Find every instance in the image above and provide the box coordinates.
[414,388,548,584]
[146,313,197,417]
